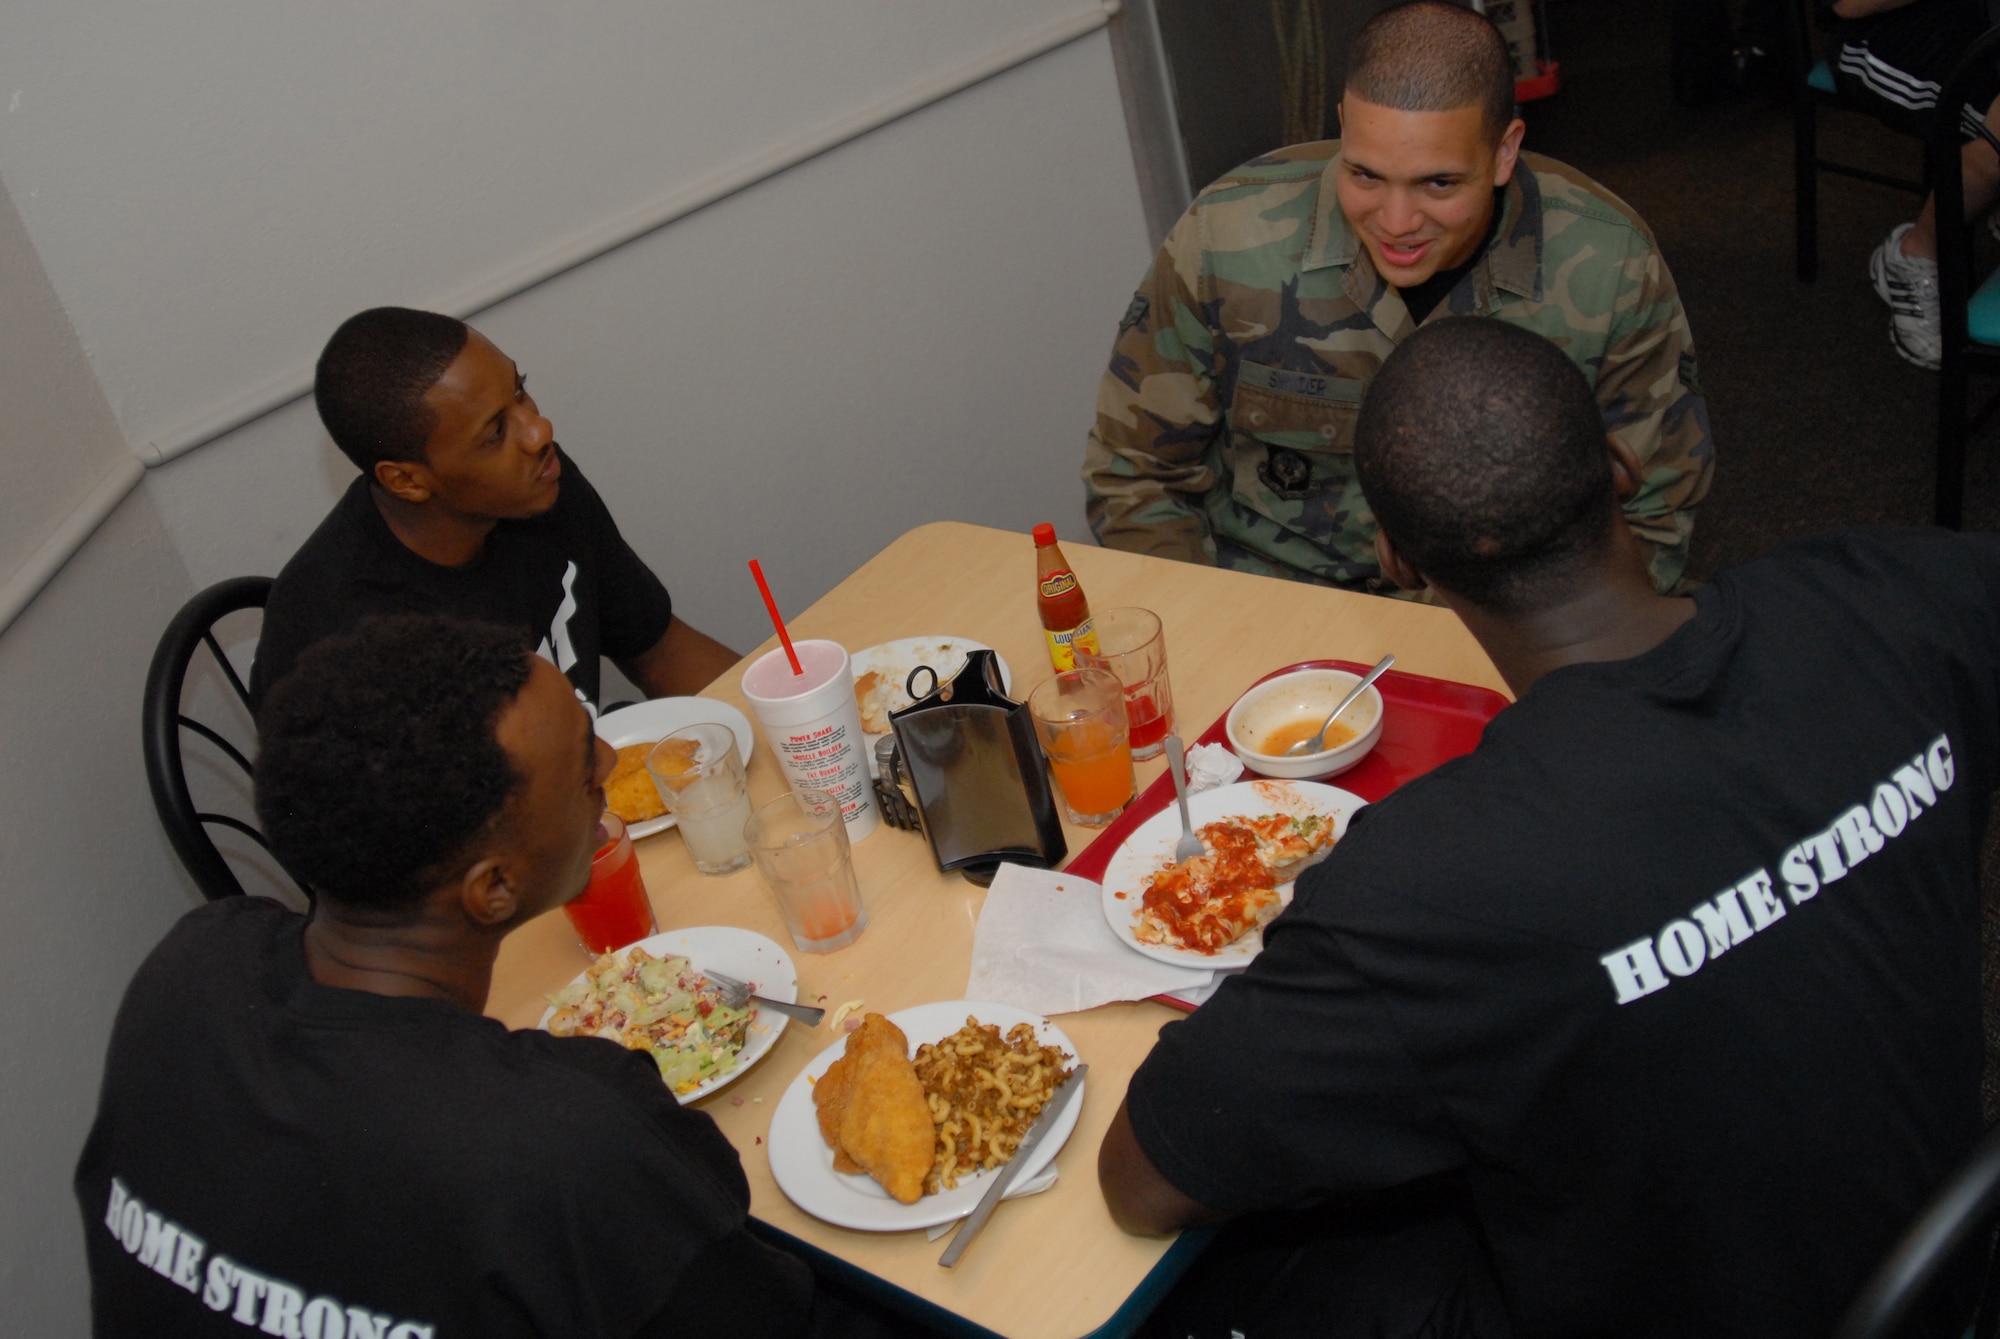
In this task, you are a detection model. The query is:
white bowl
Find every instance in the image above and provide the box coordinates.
[1225,668,1385,780]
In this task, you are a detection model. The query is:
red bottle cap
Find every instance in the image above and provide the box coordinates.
[1032,523,1056,546]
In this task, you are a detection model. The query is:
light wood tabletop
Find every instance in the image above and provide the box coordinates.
[485,521,1505,1338]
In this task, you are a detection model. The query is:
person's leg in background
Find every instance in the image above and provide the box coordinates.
[1672,0,1738,104]
[1672,0,1786,105]
[1871,89,2000,369]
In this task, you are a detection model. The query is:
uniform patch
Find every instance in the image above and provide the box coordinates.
[1237,360,1364,403]
[1678,349,1704,399]
[1258,447,1316,500]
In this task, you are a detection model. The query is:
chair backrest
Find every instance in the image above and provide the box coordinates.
[142,576,277,901]
[1833,1121,2000,1339]
[1927,23,2000,364]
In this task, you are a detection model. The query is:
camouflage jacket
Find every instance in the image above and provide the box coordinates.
[1083,143,1715,595]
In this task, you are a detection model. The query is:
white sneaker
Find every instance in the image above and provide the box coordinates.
[1869,222,1942,370]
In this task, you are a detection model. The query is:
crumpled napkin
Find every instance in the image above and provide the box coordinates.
[965,863,1212,1016]
[1185,742,1243,792]
[924,1166,1061,1240]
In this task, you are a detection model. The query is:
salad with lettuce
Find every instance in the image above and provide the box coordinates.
[544,946,755,1095]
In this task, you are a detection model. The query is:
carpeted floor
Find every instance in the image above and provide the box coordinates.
[1526,0,2000,1120]
[1526,0,2000,571]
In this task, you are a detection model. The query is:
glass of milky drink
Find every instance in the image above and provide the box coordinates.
[647,724,754,876]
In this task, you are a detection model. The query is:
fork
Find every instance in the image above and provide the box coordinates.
[1165,735,1205,862]
[703,969,826,1026]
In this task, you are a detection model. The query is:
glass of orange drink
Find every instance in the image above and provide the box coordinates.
[1027,666,1135,827]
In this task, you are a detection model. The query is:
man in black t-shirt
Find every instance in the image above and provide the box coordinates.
[78,616,886,1337]
[1099,319,1999,1337]
[250,306,739,711]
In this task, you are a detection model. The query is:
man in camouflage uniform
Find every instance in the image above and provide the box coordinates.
[1084,0,1714,596]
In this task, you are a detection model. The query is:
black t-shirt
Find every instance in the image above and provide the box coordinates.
[1125,528,2000,1338]
[74,898,818,1338]
[250,447,674,711]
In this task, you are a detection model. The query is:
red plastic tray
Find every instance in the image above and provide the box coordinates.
[1064,659,1510,886]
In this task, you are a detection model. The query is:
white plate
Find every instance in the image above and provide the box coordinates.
[850,637,1013,778]
[594,698,756,837]
[538,926,795,1105]
[1101,779,1367,968]
[766,1000,1084,1231]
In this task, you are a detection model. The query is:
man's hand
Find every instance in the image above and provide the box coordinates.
[616,617,741,698]
[1097,1100,1219,1236]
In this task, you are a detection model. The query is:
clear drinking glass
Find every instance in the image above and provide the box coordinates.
[647,724,753,876]
[1077,606,1176,761]
[1027,666,1135,827]
[562,812,658,953]
[744,788,868,953]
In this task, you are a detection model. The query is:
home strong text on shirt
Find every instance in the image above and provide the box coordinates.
[100,1177,432,1339]
[1600,733,1957,1005]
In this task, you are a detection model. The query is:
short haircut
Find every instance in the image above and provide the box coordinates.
[1354,318,1616,612]
[256,614,534,914]
[1344,1,1517,140]
[314,307,469,473]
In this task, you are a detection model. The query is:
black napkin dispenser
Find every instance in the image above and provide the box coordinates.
[881,649,1066,886]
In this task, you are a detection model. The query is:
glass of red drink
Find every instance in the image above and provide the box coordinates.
[562,812,658,954]
[1077,607,1175,761]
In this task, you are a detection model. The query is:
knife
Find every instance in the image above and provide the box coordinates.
[937,1063,1088,1268]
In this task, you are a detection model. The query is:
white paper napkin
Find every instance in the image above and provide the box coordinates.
[1185,742,1244,792]
[966,864,1212,1016]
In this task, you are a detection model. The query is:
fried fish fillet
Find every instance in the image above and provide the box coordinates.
[814,1014,934,1204]
[812,1058,864,1175]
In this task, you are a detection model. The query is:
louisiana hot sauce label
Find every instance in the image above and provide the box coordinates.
[1045,616,1099,670]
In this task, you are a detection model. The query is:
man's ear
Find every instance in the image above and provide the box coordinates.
[1492,117,1527,187]
[457,857,520,928]
[1376,529,1426,592]
[373,458,434,505]
[1607,436,1644,503]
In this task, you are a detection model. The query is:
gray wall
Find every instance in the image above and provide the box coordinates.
[0,174,201,1326]
[1154,0,1404,190]
[0,3,1150,1330]
[142,25,1152,651]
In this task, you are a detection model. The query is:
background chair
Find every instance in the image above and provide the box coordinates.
[1833,1120,2000,1339]
[1929,23,2000,530]
[1788,0,1928,282]
[142,575,284,901]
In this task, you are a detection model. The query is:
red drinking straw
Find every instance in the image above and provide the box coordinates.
[748,559,804,676]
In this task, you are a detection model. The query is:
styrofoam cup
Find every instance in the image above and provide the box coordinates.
[740,639,879,841]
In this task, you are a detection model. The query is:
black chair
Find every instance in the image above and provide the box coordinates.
[1789,0,1928,282]
[1929,24,2000,529]
[1833,1121,2000,1339]
[142,576,280,901]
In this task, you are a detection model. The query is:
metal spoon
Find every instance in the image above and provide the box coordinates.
[1165,735,1205,861]
[1283,653,1396,757]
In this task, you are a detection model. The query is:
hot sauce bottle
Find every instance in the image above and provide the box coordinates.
[1033,523,1100,670]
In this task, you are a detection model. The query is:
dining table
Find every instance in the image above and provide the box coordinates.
[484,520,1510,1339]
